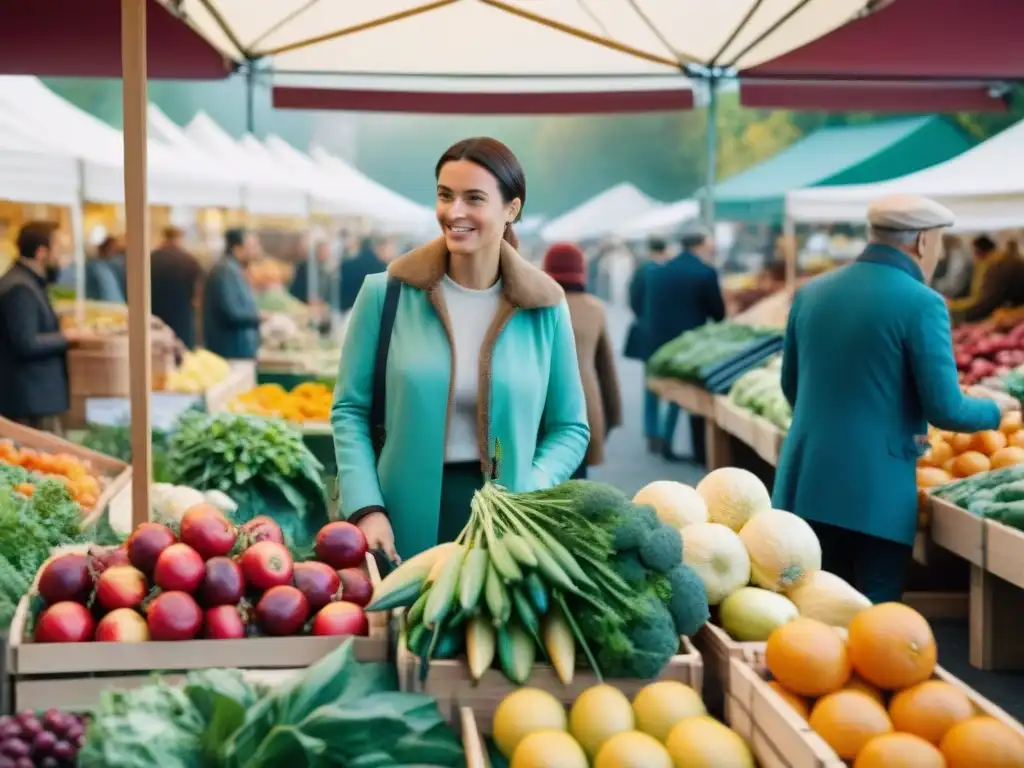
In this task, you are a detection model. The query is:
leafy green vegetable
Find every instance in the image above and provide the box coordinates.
[75,423,172,483]
[647,321,776,382]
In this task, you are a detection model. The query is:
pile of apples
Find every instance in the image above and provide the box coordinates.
[953,321,1024,386]
[31,504,374,644]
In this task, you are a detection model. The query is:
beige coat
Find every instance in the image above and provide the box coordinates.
[564,291,622,466]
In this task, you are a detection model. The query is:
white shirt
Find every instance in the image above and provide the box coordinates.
[440,275,503,463]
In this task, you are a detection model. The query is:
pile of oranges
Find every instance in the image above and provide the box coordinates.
[230,382,332,424]
[763,604,1024,766]
[0,439,101,509]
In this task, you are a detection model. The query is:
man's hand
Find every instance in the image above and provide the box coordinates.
[63,327,96,344]
[356,511,400,564]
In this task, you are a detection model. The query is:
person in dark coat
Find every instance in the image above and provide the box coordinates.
[202,228,262,360]
[85,236,126,303]
[149,227,203,349]
[290,240,333,304]
[642,226,726,464]
[0,222,89,432]
[625,237,670,452]
[339,237,386,312]
[773,195,1016,604]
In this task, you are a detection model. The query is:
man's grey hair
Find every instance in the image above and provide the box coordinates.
[869,226,921,249]
[681,226,711,250]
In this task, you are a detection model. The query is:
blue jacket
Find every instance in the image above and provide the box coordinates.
[642,251,726,359]
[84,260,125,303]
[201,255,261,360]
[331,238,590,559]
[772,244,1000,546]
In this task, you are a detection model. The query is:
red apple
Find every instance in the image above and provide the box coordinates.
[127,522,177,575]
[37,554,92,605]
[179,504,237,560]
[153,543,205,593]
[337,568,373,607]
[146,591,203,641]
[256,586,309,636]
[88,544,132,574]
[311,601,368,637]
[35,602,94,643]
[292,561,340,610]
[240,516,284,546]
[204,605,246,639]
[96,565,148,610]
[95,608,150,642]
[239,541,293,591]
[199,557,245,607]
[314,522,367,569]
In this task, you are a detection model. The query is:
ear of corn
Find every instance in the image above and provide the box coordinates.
[497,623,535,685]
[543,605,576,685]
[502,533,538,568]
[423,546,467,629]
[465,616,496,682]
[484,562,512,627]
[458,547,490,613]
[367,542,459,611]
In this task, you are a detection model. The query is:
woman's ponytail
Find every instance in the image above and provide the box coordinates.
[503,222,520,250]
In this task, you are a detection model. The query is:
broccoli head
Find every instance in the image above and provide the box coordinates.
[552,480,629,522]
[611,551,649,588]
[666,563,710,636]
[595,597,680,679]
[638,523,683,574]
[611,503,660,552]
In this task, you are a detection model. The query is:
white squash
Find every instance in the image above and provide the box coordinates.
[696,467,771,532]
[719,587,799,642]
[787,571,871,628]
[633,481,708,530]
[682,523,751,605]
[738,509,821,593]
[152,485,205,523]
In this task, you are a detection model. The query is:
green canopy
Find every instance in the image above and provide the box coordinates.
[710,116,974,223]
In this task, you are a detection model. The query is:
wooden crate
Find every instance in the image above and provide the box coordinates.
[693,622,765,689]
[0,416,131,528]
[646,378,715,418]
[9,549,389,710]
[398,629,702,731]
[459,706,490,768]
[929,496,985,567]
[726,657,1024,768]
[713,396,757,447]
[751,417,783,467]
[204,360,258,413]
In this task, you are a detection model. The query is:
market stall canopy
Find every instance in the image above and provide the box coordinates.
[0,0,234,79]
[0,77,242,208]
[540,183,661,243]
[169,0,877,114]
[0,113,79,206]
[184,111,309,216]
[705,116,973,223]
[787,118,1024,231]
[239,134,341,217]
[308,147,435,233]
[616,199,701,239]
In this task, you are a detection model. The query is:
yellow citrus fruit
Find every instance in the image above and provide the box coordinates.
[493,688,567,758]
[632,681,706,742]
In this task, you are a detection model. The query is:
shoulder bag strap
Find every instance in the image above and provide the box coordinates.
[370,276,401,458]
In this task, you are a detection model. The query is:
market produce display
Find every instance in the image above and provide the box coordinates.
[0,708,89,766]
[78,639,465,766]
[369,478,710,684]
[930,463,1024,531]
[54,300,176,342]
[727,356,791,430]
[646,321,779,387]
[0,440,104,510]
[762,605,1024,765]
[230,382,332,423]
[26,506,373,645]
[953,319,1024,386]
[256,285,308,315]
[247,258,292,290]
[162,349,231,395]
[488,680,752,767]
[259,313,321,353]
[166,412,329,547]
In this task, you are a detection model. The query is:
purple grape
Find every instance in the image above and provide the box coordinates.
[17,719,40,740]
[0,740,27,758]
[33,729,57,754]
[64,722,83,742]
[51,741,74,761]
[0,717,11,729]
[13,758,31,768]
[0,756,13,768]
[0,725,19,741]
[14,714,34,727]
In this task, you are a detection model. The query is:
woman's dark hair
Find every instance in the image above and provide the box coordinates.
[973,235,996,255]
[435,137,526,250]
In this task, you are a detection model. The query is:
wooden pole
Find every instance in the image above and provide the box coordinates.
[122,0,152,529]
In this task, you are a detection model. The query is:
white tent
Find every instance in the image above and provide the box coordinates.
[184,112,309,216]
[0,76,240,208]
[240,134,345,217]
[0,112,78,206]
[616,198,701,239]
[787,119,1024,230]
[540,183,662,242]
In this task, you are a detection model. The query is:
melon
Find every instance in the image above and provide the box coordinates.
[787,570,871,628]
[681,523,751,605]
[696,467,771,532]
[738,509,821,593]
[719,586,799,642]
[633,481,708,530]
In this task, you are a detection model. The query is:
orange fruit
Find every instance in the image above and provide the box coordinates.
[854,732,945,767]
[924,440,954,468]
[940,716,1024,767]
[951,450,991,478]
[973,429,1008,456]
[991,445,1024,470]
[1000,411,1023,434]
[1010,429,1024,449]
[765,618,852,697]
[889,680,974,745]
[843,675,885,706]
[766,681,809,719]
[941,457,957,474]
[847,603,937,690]
[949,433,974,454]
[916,466,953,489]
[809,690,893,760]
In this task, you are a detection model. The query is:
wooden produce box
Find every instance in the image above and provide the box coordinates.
[725,657,1024,768]
[204,360,258,413]
[0,416,131,529]
[713,396,757,447]
[646,378,715,418]
[693,622,765,689]
[459,706,490,768]
[751,417,784,467]
[929,496,985,567]
[398,630,702,730]
[8,549,389,711]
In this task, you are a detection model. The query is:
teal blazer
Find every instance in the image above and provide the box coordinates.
[331,238,590,558]
[773,244,1000,547]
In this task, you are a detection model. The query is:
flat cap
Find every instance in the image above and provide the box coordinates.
[867,194,954,231]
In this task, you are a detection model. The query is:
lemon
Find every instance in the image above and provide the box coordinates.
[632,681,706,742]
[666,716,754,768]
[568,684,635,758]
[493,688,567,758]
[594,731,672,768]
[511,731,588,768]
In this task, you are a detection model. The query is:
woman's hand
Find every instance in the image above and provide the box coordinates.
[357,511,400,564]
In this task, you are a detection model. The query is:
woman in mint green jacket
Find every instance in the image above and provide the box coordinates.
[331,138,590,561]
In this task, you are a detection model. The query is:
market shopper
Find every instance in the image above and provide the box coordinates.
[85,236,126,303]
[947,236,1024,323]
[331,137,589,561]
[151,226,204,349]
[201,227,262,360]
[541,242,622,479]
[773,194,1017,605]
[339,237,386,312]
[0,222,89,433]
[641,226,726,464]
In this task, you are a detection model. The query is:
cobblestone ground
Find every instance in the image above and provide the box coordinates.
[595,302,1024,719]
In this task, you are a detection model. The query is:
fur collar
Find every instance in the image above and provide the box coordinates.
[388,237,564,309]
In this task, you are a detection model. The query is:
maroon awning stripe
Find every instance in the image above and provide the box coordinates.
[739,81,1009,112]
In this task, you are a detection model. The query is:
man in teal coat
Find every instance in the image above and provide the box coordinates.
[773,194,1016,604]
